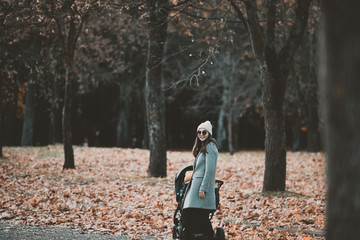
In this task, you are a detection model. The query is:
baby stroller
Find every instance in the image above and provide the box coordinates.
[172,165,226,240]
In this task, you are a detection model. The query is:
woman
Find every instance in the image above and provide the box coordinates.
[182,120,218,239]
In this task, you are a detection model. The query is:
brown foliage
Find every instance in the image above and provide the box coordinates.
[0,146,325,239]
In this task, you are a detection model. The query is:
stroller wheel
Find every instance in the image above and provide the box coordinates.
[172,225,185,239]
[215,227,225,240]
[172,225,177,239]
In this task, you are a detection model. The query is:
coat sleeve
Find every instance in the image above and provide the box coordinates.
[200,143,218,193]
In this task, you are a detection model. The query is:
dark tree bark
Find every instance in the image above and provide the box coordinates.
[288,65,302,151]
[21,78,36,146]
[305,33,321,152]
[3,79,18,146]
[142,101,149,149]
[116,109,129,147]
[21,34,40,146]
[59,19,76,169]
[227,103,234,155]
[217,87,228,151]
[290,30,321,152]
[49,76,62,144]
[145,0,168,178]
[49,52,63,145]
[232,116,240,152]
[116,43,132,148]
[62,67,75,169]
[0,78,3,157]
[298,32,321,153]
[289,40,306,152]
[305,78,320,152]
[231,0,312,191]
[320,1,360,239]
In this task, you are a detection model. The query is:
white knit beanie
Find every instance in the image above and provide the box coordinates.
[197,120,213,136]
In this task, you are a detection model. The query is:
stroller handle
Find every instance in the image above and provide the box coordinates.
[215,179,224,188]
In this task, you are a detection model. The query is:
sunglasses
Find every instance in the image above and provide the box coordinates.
[197,130,208,135]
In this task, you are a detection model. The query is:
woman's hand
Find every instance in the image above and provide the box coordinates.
[199,191,205,199]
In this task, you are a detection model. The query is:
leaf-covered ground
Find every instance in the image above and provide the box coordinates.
[0,145,326,239]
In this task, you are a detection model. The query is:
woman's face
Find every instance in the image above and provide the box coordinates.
[197,128,209,142]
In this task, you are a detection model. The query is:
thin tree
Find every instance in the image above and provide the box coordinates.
[145,0,169,177]
[50,1,90,169]
[320,0,360,238]
[230,0,312,191]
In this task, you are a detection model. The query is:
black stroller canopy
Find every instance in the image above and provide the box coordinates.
[175,165,193,182]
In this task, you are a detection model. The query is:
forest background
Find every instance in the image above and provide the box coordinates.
[0,0,321,154]
[2,0,360,239]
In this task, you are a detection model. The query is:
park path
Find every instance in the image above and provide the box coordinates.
[0,223,166,240]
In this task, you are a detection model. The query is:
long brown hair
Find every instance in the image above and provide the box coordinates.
[192,134,218,157]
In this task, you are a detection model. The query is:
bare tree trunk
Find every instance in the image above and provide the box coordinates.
[116,43,132,148]
[305,83,320,152]
[217,88,228,151]
[145,0,168,177]
[306,33,320,152]
[22,34,40,146]
[142,101,149,149]
[232,116,240,152]
[49,78,62,144]
[54,5,88,168]
[290,30,320,152]
[245,0,287,191]
[62,67,74,169]
[261,68,287,191]
[231,0,311,191]
[116,109,129,147]
[320,1,360,239]
[227,104,234,155]
[0,78,3,157]
[288,69,302,151]
[49,54,63,144]
[4,79,18,146]
[21,79,36,146]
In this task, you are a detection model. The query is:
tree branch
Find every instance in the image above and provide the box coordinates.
[278,0,312,75]
[228,0,248,32]
[242,0,265,66]
[71,11,89,59]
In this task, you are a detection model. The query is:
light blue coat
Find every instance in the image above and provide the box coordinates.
[183,142,218,210]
